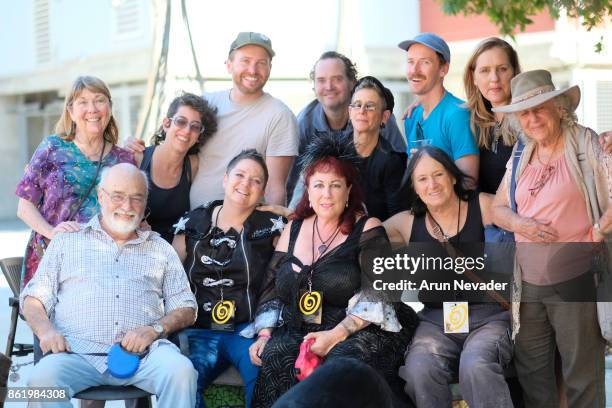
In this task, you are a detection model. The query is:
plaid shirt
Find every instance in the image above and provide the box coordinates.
[20,215,197,372]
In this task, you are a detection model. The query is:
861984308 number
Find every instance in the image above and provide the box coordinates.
[0,387,69,402]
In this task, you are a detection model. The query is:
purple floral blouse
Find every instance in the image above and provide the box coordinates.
[15,134,135,284]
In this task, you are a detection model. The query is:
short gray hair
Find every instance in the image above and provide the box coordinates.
[98,163,149,199]
[351,77,388,111]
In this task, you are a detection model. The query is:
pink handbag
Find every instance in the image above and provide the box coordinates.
[294,338,322,381]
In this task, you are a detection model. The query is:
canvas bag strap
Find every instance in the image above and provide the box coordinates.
[510,141,525,213]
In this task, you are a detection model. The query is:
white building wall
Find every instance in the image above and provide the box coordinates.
[0,95,24,219]
[0,0,153,220]
[0,0,609,220]
[0,0,152,85]
[1,0,421,220]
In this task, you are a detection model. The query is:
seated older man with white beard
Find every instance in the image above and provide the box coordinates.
[21,163,198,408]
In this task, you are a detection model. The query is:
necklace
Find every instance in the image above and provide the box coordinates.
[535,137,560,167]
[427,197,461,242]
[529,136,561,196]
[491,121,502,154]
[312,216,341,258]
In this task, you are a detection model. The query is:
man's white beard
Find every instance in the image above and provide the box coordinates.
[102,208,141,235]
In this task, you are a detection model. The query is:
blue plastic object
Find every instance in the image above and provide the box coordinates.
[107,343,143,379]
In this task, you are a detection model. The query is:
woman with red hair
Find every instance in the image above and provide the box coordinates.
[249,135,416,407]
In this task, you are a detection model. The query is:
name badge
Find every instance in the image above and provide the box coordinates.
[443,302,469,334]
[299,290,323,325]
[211,299,235,332]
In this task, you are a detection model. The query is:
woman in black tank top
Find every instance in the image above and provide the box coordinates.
[383,146,514,408]
[134,93,217,242]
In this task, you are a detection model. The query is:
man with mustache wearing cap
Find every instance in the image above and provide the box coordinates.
[399,33,479,185]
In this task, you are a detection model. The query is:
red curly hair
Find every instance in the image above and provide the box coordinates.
[293,156,364,235]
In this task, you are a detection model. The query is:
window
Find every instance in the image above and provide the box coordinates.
[112,0,144,40]
[34,0,51,64]
[596,81,612,134]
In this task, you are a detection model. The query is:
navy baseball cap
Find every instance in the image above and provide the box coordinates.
[398,33,451,64]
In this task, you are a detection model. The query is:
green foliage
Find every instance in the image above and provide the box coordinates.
[439,0,612,36]
[204,384,245,408]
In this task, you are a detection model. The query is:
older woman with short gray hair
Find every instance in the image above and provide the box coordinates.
[492,69,612,408]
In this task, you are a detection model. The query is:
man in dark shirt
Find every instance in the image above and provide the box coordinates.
[286,51,406,203]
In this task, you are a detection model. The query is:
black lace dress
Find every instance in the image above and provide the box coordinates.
[252,217,417,407]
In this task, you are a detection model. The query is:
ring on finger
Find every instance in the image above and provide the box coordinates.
[538,231,544,238]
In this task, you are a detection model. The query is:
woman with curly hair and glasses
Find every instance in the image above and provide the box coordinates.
[135,93,217,242]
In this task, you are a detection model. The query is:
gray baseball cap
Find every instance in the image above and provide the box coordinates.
[229,32,275,58]
[398,32,451,63]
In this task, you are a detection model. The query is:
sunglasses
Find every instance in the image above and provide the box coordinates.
[416,121,424,141]
[170,116,205,135]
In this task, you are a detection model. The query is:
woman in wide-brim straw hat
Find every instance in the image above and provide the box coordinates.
[492,69,612,407]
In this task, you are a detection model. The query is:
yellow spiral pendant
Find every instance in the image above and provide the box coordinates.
[212,300,235,324]
[447,303,468,332]
[299,291,322,315]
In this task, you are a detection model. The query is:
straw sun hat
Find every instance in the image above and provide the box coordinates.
[492,69,580,114]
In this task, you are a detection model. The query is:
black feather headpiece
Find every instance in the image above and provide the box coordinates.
[298,132,362,174]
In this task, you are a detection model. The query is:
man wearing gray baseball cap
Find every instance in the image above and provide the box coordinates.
[399,32,479,184]
[188,32,298,207]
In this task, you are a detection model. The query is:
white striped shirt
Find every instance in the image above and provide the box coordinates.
[20,215,197,372]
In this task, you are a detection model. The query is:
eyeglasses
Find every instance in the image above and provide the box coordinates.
[171,116,205,135]
[101,188,146,206]
[348,102,378,112]
[72,96,110,110]
[416,121,424,141]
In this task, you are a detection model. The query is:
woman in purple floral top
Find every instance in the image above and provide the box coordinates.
[16,76,134,284]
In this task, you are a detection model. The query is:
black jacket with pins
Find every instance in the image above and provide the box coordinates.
[181,200,285,329]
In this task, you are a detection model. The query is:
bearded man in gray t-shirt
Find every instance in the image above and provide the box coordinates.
[190,32,298,207]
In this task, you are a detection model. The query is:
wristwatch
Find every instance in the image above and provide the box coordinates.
[150,322,165,339]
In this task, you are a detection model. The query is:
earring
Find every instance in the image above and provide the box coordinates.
[70,122,76,135]
[309,202,312,208]
[345,201,349,208]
